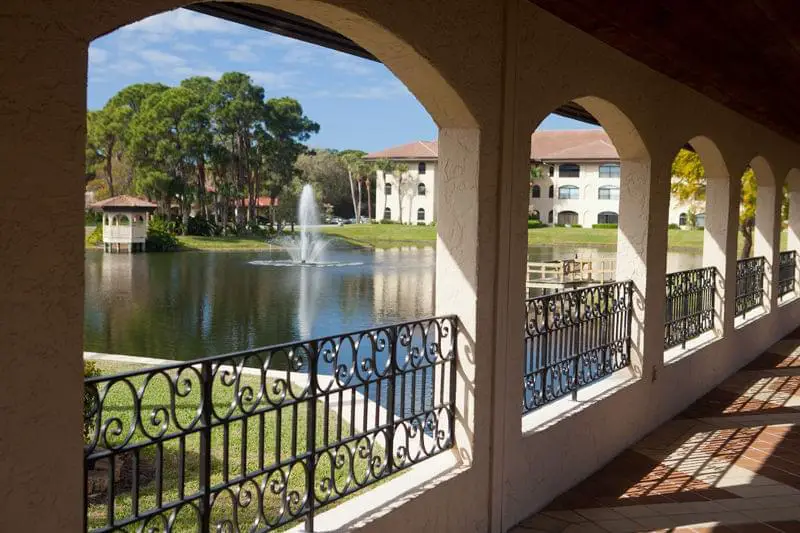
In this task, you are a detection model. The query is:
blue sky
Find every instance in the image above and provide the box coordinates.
[88,8,595,152]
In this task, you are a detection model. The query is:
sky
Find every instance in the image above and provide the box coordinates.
[88,8,596,153]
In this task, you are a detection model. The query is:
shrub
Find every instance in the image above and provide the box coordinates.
[86,224,103,247]
[527,219,546,229]
[187,216,219,236]
[85,210,102,225]
[146,217,179,252]
[417,222,427,226]
[592,223,618,229]
[668,223,680,230]
[379,219,396,224]
[83,360,101,441]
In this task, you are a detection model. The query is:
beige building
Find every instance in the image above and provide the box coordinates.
[6,2,800,533]
[365,141,438,224]
[371,130,704,227]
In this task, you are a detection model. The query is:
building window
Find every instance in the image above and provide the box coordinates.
[558,185,579,199]
[558,163,580,178]
[597,211,618,224]
[384,183,392,195]
[417,208,425,222]
[418,183,426,196]
[548,210,553,223]
[530,209,540,221]
[531,184,541,198]
[599,163,620,178]
[548,185,554,198]
[678,213,688,226]
[695,213,706,228]
[557,211,579,225]
[384,207,392,220]
[598,185,620,200]
[418,162,426,174]
[548,165,555,177]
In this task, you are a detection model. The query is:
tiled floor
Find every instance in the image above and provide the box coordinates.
[512,328,800,533]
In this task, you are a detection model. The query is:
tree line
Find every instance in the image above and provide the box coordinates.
[86,72,324,233]
[86,72,416,234]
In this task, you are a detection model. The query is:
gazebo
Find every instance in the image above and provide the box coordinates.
[90,195,157,253]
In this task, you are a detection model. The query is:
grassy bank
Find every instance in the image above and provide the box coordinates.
[319,224,436,248]
[86,360,370,531]
[176,235,272,251]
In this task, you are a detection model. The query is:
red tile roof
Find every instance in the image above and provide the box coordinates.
[364,140,439,160]
[90,195,158,210]
[364,130,619,162]
[242,196,279,207]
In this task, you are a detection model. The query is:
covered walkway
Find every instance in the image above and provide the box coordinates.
[514,329,800,532]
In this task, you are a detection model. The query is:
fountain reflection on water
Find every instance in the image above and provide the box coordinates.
[249,184,362,268]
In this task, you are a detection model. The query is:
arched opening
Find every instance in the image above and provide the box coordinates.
[531,184,541,198]
[522,96,650,415]
[118,215,130,226]
[678,213,688,226]
[417,183,426,196]
[530,209,540,221]
[82,6,481,532]
[557,210,579,225]
[597,211,618,224]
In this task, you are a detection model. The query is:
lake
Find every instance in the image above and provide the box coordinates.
[84,243,701,361]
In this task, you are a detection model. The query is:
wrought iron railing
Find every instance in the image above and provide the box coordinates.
[735,256,766,319]
[778,250,797,299]
[522,281,633,413]
[84,316,457,533]
[664,267,716,349]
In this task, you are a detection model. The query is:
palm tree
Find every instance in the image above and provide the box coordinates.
[394,162,409,223]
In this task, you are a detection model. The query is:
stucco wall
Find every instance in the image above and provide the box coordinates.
[375,162,436,224]
[4,0,800,532]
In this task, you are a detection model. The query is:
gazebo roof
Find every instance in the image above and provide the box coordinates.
[90,195,157,211]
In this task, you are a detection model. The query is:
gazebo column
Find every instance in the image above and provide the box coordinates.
[752,159,781,313]
[787,170,800,295]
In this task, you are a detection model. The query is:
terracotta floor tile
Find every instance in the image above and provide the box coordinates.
[512,342,800,533]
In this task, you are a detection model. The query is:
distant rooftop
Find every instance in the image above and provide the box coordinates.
[364,130,619,162]
[90,195,158,210]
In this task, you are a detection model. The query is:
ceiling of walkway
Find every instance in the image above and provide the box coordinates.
[192,2,800,140]
[528,0,800,142]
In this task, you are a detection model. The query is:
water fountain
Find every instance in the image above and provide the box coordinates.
[250,184,361,268]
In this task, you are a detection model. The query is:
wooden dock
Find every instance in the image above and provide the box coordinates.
[527,258,616,296]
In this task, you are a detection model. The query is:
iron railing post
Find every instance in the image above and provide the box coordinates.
[305,341,318,532]
[386,324,397,476]
[449,317,457,447]
[199,361,213,532]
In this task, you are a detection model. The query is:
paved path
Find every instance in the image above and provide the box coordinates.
[512,327,800,533]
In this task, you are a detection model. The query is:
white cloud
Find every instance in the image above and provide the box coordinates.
[139,49,186,67]
[173,66,224,80]
[334,80,410,100]
[173,42,204,52]
[282,46,316,65]
[121,9,241,36]
[247,70,297,90]
[331,56,375,76]
[225,44,259,63]
[108,59,146,75]
[89,46,109,66]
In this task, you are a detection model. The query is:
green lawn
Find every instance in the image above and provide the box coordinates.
[319,223,436,248]
[176,235,272,251]
[86,360,375,532]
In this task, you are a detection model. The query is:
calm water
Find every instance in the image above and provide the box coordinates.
[84,244,701,361]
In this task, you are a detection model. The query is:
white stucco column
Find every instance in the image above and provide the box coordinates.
[752,158,781,313]
[695,138,738,336]
[787,170,800,294]
[616,154,669,378]
[434,128,487,464]
[0,12,85,531]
